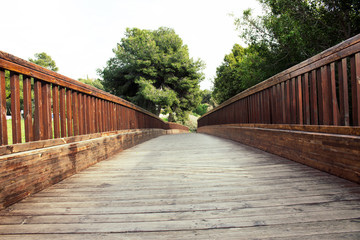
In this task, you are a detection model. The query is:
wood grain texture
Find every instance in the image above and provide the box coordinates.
[0,129,189,210]
[198,125,360,183]
[10,73,21,144]
[200,34,360,119]
[23,77,33,142]
[0,70,8,145]
[0,51,162,120]
[1,133,359,239]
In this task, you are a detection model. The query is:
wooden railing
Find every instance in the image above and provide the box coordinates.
[0,51,187,145]
[198,34,360,129]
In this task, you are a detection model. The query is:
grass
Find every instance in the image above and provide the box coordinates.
[7,119,26,145]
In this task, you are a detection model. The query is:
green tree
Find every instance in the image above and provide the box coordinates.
[78,77,104,91]
[214,0,360,103]
[235,0,360,77]
[99,27,204,123]
[29,52,59,72]
[212,44,267,103]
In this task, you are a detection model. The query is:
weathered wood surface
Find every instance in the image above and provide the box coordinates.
[198,125,360,183]
[1,133,359,239]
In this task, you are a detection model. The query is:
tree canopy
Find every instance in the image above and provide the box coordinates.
[28,52,59,72]
[78,77,104,91]
[99,27,204,123]
[213,0,360,103]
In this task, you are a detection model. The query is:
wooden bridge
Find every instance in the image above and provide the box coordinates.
[0,35,360,239]
[1,133,360,239]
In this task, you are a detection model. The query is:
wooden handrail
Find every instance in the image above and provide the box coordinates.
[0,51,188,145]
[198,34,360,128]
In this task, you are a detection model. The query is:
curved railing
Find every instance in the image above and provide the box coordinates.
[0,51,187,145]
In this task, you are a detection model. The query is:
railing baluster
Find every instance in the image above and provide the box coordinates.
[102,100,106,131]
[52,85,60,138]
[34,79,44,141]
[98,99,103,132]
[60,87,67,137]
[0,70,8,145]
[23,76,33,142]
[80,94,85,134]
[89,96,94,134]
[72,91,79,136]
[303,73,311,125]
[338,58,349,126]
[280,82,286,124]
[330,63,340,125]
[291,78,297,124]
[310,70,319,125]
[10,72,21,144]
[83,94,90,134]
[42,82,52,140]
[297,76,303,125]
[350,53,360,126]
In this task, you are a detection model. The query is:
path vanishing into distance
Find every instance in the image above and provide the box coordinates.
[1,133,360,239]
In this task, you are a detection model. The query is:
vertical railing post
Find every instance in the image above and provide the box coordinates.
[23,76,33,142]
[0,70,8,145]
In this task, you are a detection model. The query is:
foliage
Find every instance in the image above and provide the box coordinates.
[78,77,105,91]
[236,0,360,75]
[193,104,208,116]
[29,52,59,72]
[213,0,360,103]
[99,27,204,123]
[212,44,267,103]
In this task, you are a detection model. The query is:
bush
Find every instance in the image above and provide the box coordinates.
[193,104,208,116]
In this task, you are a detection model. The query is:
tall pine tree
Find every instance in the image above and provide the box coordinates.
[99,27,204,123]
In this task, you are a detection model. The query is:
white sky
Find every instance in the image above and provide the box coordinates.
[1,0,262,90]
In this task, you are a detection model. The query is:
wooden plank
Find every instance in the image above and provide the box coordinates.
[94,98,99,133]
[23,76,33,142]
[1,133,359,238]
[98,99,103,132]
[303,73,310,125]
[297,76,303,124]
[276,84,282,124]
[41,82,52,140]
[78,93,84,135]
[52,85,60,139]
[110,102,115,130]
[33,79,43,141]
[0,70,7,145]
[59,87,66,137]
[350,53,360,125]
[317,69,324,124]
[66,89,73,136]
[88,96,94,134]
[280,82,286,123]
[338,58,350,126]
[290,78,297,124]
[310,70,318,125]
[102,100,107,131]
[10,72,21,144]
[330,62,340,125]
[91,97,96,133]
[84,95,89,134]
[285,81,291,124]
[72,91,79,136]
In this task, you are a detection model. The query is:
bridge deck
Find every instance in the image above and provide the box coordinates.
[1,133,360,239]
